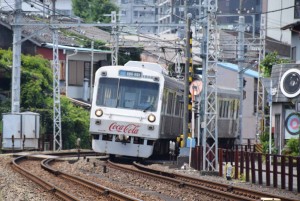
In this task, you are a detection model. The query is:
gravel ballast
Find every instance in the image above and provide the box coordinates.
[1,154,299,201]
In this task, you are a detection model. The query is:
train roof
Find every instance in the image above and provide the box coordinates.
[125,61,168,75]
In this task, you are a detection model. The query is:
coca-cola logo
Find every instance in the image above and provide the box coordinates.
[108,122,140,134]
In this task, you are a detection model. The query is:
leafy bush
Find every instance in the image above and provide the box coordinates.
[259,131,277,154]
[284,138,300,156]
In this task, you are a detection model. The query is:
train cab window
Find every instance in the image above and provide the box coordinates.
[118,79,159,111]
[96,78,118,107]
[97,77,159,111]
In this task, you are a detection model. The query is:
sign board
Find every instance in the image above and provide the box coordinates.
[285,109,300,139]
[189,80,203,95]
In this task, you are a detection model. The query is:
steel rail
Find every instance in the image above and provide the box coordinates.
[133,162,298,201]
[11,156,79,201]
[107,160,252,201]
[42,158,141,201]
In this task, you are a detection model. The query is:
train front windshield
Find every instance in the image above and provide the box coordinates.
[96,77,159,111]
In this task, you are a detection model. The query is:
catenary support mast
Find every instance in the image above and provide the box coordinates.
[51,0,62,151]
[202,0,219,171]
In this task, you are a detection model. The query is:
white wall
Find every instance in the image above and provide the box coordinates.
[0,0,72,14]
[266,0,295,44]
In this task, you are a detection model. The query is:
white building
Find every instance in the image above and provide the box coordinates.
[266,0,299,45]
[0,0,73,16]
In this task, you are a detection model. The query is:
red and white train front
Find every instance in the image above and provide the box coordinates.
[90,65,164,158]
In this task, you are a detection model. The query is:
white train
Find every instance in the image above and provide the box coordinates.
[89,61,184,158]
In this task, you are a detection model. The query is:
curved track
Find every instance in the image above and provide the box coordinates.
[12,155,140,201]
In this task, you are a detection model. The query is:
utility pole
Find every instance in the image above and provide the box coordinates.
[183,14,192,147]
[237,16,245,144]
[11,0,22,113]
[90,40,94,102]
[111,11,118,66]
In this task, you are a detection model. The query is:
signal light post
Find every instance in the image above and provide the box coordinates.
[189,80,202,167]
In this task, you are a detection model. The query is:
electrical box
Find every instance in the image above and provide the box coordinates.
[2,112,40,150]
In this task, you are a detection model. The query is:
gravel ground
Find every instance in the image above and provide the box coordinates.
[148,162,300,201]
[1,154,299,201]
[0,155,60,201]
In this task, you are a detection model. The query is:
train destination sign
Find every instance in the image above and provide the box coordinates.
[119,70,142,78]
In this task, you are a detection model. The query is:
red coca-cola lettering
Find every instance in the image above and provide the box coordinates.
[109,122,140,134]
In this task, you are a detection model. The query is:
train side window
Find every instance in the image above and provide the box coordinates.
[219,99,230,118]
[167,92,174,114]
[174,95,181,116]
[235,100,240,119]
[161,89,168,114]
[230,100,235,118]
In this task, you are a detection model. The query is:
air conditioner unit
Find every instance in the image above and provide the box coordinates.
[271,63,300,102]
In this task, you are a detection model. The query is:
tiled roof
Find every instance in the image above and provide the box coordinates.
[0,12,110,47]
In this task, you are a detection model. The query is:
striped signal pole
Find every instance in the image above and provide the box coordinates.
[188,30,193,137]
[183,13,193,147]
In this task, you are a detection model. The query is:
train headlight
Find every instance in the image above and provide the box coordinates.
[148,114,156,122]
[95,109,103,117]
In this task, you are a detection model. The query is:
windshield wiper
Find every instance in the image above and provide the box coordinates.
[143,104,153,112]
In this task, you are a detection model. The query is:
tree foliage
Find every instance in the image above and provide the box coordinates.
[72,0,118,23]
[0,49,91,149]
[118,47,143,65]
[260,51,290,77]
[21,54,53,108]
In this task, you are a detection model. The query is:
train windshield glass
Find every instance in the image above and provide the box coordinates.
[96,78,159,111]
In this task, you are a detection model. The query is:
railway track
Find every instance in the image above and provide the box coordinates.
[12,155,140,201]
[133,162,298,201]
[107,160,254,201]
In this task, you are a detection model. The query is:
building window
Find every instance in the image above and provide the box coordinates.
[60,61,65,80]
[121,10,126,16]
[295,0,300,18]
[69,60,84,86]
[291,46,296,62]
[84,61,91,83]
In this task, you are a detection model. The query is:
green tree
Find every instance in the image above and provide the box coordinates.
[260,51,290,77]
[118,47,143,65]
[0,49,91,149]
[72,0,118,23]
